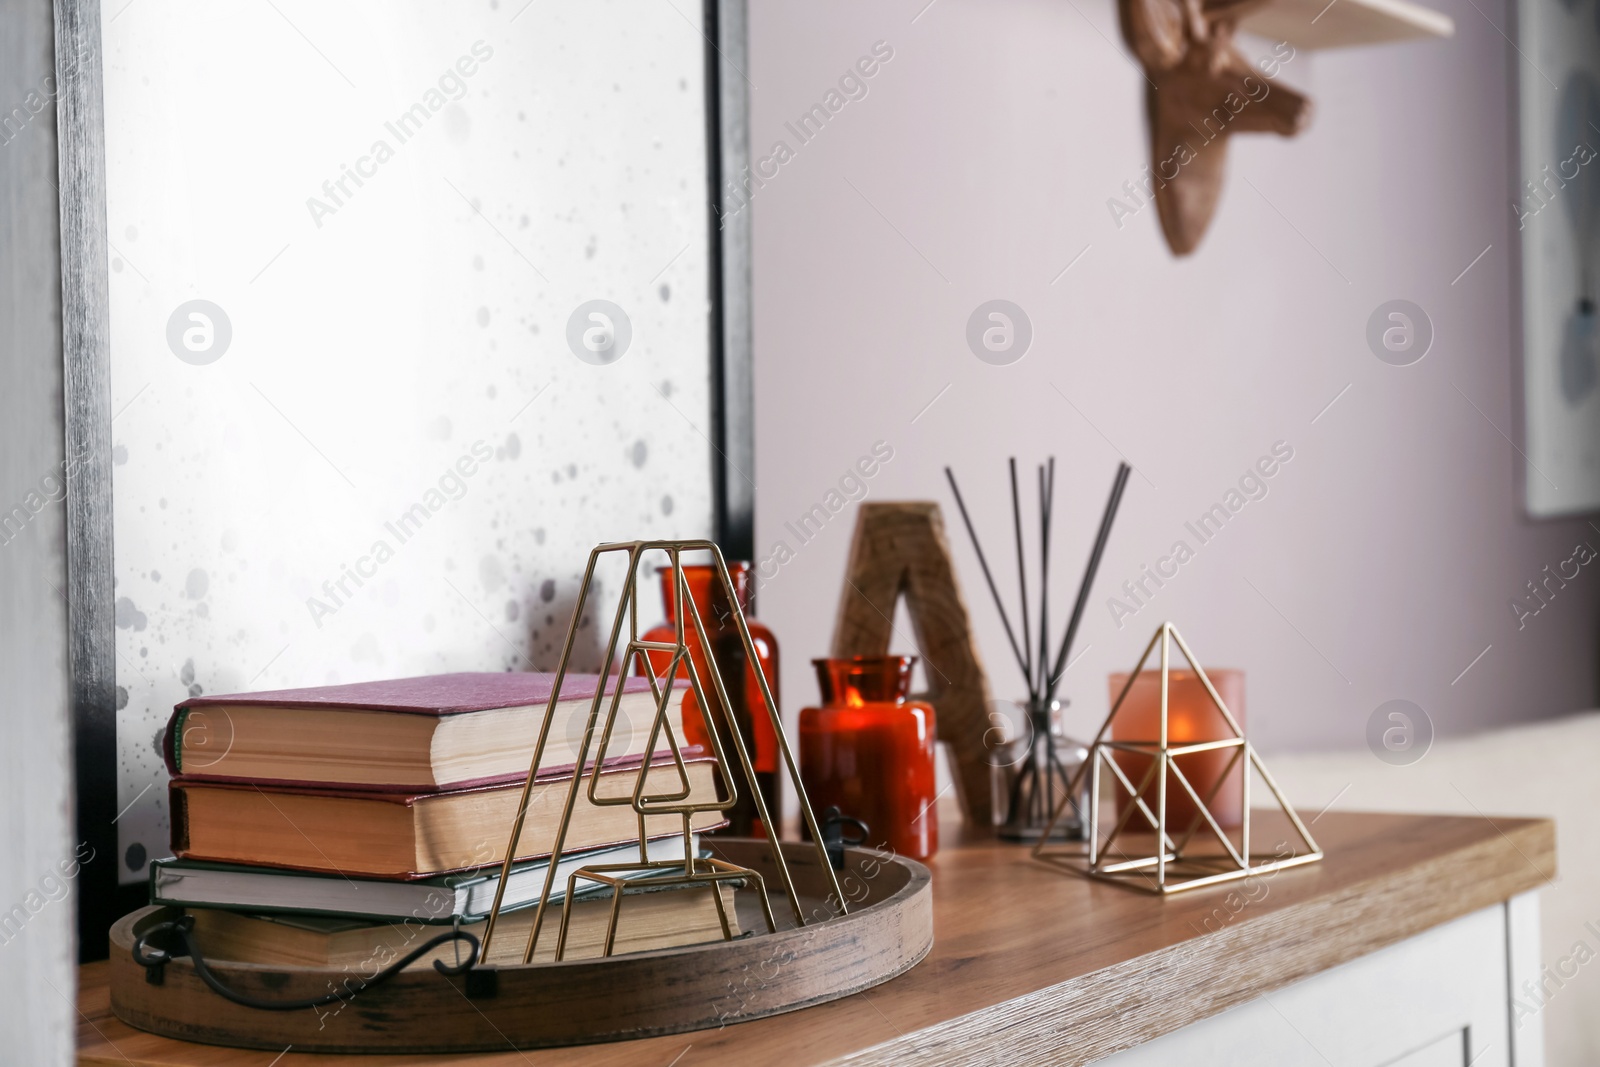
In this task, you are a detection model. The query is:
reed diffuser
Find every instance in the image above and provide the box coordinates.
[944,458,1131,841]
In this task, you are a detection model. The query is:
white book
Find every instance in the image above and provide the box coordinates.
[150,834,694,923]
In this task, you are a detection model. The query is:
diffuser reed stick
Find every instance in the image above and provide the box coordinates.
[944,459,1130,707]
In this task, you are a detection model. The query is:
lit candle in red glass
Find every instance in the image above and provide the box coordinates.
[799,656,938,861]
[1109,668,1244,830]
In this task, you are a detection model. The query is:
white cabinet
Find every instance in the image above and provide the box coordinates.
[1100,894,1544,1066]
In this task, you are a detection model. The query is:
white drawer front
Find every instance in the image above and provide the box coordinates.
[1099,903,1520,1067]
[1388,1031,1469,1067]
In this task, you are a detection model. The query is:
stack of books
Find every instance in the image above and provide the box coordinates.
[154,672,737,966]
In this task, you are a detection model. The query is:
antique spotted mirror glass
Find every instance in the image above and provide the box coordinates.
[69,0,750,932]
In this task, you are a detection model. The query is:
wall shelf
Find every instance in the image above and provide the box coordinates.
[1241,0,1455,50]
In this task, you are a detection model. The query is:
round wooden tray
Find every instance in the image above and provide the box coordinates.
[109,840,933,1053]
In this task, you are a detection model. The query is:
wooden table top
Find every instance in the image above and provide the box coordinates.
[77,810,1555,1067]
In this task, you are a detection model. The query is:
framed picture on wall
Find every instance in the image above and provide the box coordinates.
[1516,0,1600,516]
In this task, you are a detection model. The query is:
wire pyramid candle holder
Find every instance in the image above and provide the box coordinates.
[480,540,846,964]
[1032,622,1323,894]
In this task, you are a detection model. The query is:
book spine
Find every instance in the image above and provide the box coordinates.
[168,782,190,854]
[163,706,187,777]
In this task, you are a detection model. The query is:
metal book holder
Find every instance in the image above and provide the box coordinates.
[480,540,846,964]
[1033,622,1322,894]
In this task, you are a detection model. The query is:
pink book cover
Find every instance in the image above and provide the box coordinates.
[177,671,653,715]
[162,671,678,790]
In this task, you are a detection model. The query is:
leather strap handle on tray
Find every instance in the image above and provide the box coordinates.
[820,806,870,871]
[131,914,481,1011]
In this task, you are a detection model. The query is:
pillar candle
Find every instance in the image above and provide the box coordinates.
[1108,668,1245,831]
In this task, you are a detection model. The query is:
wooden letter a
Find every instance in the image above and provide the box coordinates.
[830,502,995,826]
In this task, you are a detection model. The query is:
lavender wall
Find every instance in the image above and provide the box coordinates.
[747,0,1599,760]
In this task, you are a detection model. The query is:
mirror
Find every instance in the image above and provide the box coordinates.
[97,0,729,887]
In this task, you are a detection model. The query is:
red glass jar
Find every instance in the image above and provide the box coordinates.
[799,656,937,861]
[638,563,779,836]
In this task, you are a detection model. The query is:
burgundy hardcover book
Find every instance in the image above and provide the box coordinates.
[169,755,726,880]
[162,671,688,793]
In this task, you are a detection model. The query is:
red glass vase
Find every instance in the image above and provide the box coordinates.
[799,656,938,861]
[638,563,779,837]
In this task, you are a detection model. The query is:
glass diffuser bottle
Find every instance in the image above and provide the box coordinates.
[638,562,779,836]
[799,656,938,861]
[992,698,1090,842]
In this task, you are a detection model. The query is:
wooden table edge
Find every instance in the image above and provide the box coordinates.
[825,815,1555,1066]
[75,814,1558,1067]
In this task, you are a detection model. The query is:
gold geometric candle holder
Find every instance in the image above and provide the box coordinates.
[1033,622,1322,894]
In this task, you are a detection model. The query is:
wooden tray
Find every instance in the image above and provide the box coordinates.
[107,840,933,1053]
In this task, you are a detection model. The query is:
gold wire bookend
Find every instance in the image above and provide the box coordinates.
[480,540,847,964]
[1032,622,1322,894]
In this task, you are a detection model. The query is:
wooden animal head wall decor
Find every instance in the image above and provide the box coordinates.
[1120,0,1313,254]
